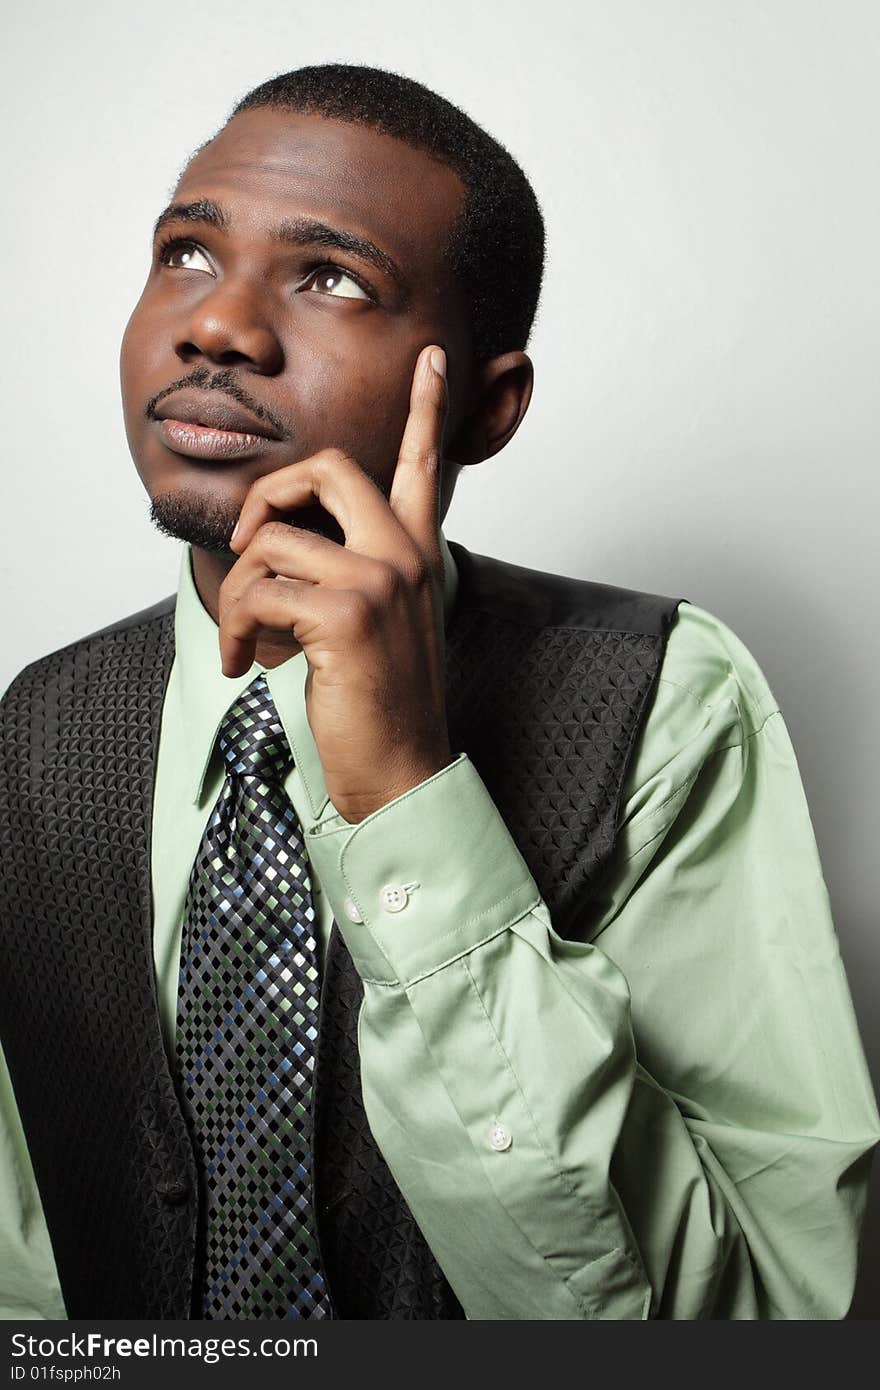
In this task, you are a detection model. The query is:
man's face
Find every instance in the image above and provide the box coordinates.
[120,107,473,553]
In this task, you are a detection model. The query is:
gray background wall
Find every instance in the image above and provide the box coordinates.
[4,0,878,1316]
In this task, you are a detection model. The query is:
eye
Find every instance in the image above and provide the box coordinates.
[156,237,212,273]
[301,264,371,301]
[155,237,374,302]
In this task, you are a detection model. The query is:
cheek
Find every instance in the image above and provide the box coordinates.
[296,349,413,476]
[120,297,165,402]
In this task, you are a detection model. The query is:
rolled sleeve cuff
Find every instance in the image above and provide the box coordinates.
[303,753,541,986]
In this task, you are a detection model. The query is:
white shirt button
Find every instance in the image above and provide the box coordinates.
[343,897,363,923]
[489,1123,512,1152]
[380,883,409,913]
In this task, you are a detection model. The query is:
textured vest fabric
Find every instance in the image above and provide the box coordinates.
[0,540,683,1319]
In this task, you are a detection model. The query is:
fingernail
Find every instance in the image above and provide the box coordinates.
[430,347,446,379]
[230,519,240,544]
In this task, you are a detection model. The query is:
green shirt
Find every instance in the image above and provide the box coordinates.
[1,534,878,1319]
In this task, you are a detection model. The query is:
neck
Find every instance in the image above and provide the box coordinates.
[190,545,305,664]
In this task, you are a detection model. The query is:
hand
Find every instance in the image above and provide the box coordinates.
[218,344,456,823]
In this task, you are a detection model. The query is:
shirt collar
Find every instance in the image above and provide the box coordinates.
[174,529,460,818]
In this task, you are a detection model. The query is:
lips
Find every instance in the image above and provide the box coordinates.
[152,390,282,461]
[154,391,281,440]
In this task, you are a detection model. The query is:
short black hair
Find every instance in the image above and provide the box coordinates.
[204,63,546,362]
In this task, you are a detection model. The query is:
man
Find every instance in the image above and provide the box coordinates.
[0,62,877,1322]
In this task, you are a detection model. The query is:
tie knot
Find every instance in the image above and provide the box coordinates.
[218,672,293,783]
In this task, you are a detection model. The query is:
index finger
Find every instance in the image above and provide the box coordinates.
[388,344,448,557]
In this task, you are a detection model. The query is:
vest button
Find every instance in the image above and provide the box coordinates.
[158,1177,191,1206]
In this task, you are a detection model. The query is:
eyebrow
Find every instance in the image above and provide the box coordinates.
[151,198,406,290]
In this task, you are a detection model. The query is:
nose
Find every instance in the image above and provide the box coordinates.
[174,280,284,372]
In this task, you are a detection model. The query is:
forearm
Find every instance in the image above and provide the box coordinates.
[306,758,719,1318]
[305,752,879,1319]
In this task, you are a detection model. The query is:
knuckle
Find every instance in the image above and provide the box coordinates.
[319,446,353,474]
[254,519,294,552]
[413,554,434,587]
[372,562,403,604]
[338,588,374,633]
[248,473,272,504]
[257,518,289,541]
[400,441,439,473]
[399,550,431,588]
[246,575,278,611]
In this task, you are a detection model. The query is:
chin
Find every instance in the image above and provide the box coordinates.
[146,486,346,553]
[147,487,239,552]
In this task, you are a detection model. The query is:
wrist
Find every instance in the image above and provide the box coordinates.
[331,748,457,823]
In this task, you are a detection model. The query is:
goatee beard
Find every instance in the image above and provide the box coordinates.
[147,487,347,552]
[148,488,239,554]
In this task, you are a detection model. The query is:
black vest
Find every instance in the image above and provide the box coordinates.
[0,540,683,1318]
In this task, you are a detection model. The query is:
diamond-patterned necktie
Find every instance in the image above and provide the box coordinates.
[175,671,333,1320]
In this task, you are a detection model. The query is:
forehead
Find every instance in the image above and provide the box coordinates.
[174,109,466,273]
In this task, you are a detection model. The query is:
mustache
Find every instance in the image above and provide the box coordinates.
[145,365,289,441]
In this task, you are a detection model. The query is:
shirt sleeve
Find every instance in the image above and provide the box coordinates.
[303,609,880,1320]
[0,1040,67,1319]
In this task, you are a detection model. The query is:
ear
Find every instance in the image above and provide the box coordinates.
[445,351,534,467]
